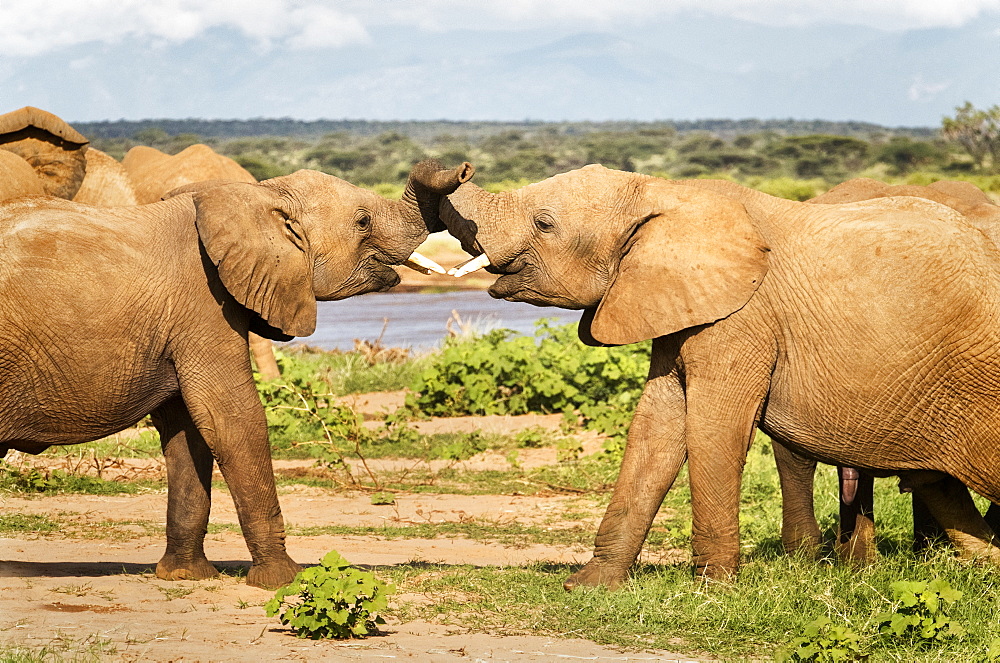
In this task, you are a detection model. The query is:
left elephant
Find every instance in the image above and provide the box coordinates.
[0,159,474,588]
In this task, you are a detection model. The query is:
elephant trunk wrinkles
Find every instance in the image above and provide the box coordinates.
[440,182,522,266]
[399,159,475,241]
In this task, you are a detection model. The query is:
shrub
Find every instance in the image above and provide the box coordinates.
[264,550,395,639]
[408,320,650,453]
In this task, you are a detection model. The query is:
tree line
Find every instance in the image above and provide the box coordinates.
[81,105,1000,198]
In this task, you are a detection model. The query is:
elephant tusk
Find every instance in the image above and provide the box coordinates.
[447,253,491,277]
[402,251,447,275]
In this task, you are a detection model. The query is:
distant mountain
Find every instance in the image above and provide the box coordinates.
[72,117,936,141]
[5,12,997,126]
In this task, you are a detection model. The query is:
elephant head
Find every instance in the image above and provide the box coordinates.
[0,106,89,200]
[438,164,769,345]
[179,159,474,338]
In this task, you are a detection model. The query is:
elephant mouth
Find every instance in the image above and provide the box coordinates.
[318,259,400,301]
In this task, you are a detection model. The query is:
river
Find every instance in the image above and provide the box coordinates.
[295,290,582,351]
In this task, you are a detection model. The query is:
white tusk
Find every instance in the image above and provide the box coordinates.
[402,251,447,275]
[447,253,491,277]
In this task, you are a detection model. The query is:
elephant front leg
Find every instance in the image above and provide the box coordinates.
[771,440,821,557]
[565,339,687,591]
[181,373,301,589]
[153,396,219,581]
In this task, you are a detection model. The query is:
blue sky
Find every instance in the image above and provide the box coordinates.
[1,0,998,126]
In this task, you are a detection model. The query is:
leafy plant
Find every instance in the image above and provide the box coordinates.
[874,579,966,645]
[264,550,395,639]
[777,616,866,662]
[408,320,649,457]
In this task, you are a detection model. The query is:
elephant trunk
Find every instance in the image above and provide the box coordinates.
[439,182,522,269]
[389,160,475,270]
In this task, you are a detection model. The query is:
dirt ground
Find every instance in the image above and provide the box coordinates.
[0,397,702,662]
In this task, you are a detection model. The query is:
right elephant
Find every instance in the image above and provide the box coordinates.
[767,178,1000,563]
[437,165,1000,588]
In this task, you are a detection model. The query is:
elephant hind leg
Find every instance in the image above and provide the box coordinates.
[152,396,219,581]
[771,440,821,557]
[908,475,1000,564]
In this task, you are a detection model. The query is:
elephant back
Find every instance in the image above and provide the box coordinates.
[73,148,140,207]
[125,144,256,204]
[0,149,45,201]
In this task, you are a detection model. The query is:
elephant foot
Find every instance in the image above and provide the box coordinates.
[156,552,219,581]
[563,559,629,592]
[246,553,302,589]
[948,530,1000,565]
[835,516,876,566]
[782,532,822,560]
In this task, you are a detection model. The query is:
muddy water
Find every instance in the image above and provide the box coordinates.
[298,290,581,351]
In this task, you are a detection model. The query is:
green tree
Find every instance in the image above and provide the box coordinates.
[942,101,1000,171]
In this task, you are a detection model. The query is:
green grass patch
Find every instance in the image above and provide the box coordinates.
[0,462,161,495]
[0,513,60,534]
[381,551,1000,661]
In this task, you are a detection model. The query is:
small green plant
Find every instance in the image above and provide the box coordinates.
[776,616,866,662]
[265,550,395,639]
[874,579,965,645]
[370,491,395,505]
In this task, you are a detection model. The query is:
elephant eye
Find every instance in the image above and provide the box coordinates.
[534,212,555,233]
[355,211,372,233]
[273,208,291,221]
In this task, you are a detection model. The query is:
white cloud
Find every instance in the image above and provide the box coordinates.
[908,75,952,101]
[0,0,369,57]
[356,0,1000,31]
[2,0,998,59]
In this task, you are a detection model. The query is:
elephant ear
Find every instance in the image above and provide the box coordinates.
[582,180,770,346]
[192,183,317,337]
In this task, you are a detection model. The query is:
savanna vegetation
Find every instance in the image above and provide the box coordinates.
[77,103,1000,202]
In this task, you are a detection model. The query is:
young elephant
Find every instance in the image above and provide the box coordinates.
[438,164,1000,588]
[0,159,473,588]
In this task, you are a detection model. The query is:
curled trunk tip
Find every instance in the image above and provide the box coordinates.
[409,159,475,195]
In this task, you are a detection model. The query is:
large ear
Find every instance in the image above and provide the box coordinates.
[583,180,769,346]
[192,183,316,337]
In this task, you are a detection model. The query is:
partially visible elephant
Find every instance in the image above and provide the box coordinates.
[72,148,140,206]
[123,143,256,204]
[770,178,1000,563]
[123,143,278,376]
[0,106,89,200]
[0,149,45,200]
[0,159,473,589]
[437,164,1000,588]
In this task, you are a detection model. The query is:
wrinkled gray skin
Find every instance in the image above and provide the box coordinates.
[769,178,1000,564]
[438,165,1000,588]
[0,160,473,589]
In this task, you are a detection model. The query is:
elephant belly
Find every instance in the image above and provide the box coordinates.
[0,346,178,452]
[760,354,1000,499]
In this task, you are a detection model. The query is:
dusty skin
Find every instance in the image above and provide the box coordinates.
[1,399,701,662]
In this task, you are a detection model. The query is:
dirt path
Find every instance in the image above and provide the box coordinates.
[1,401,702,661]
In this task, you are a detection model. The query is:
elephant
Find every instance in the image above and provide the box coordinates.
[122,143,282,378]
[123,143,256,204]
[0,149,45,200]
[437,164,1000,588]
[72,147,140,207]
[0,106,89,200]
[767,178,1000,563]
[0,158,473,588]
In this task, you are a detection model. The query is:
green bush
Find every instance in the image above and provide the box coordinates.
[408,320,650,452]
[778,616,866,662]
[265,550,394,639]
[875,579,965,646]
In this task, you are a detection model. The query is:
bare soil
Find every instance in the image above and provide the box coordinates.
[1,396,701,662]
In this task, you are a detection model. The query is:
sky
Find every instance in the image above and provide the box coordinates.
[1,0,999,126]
